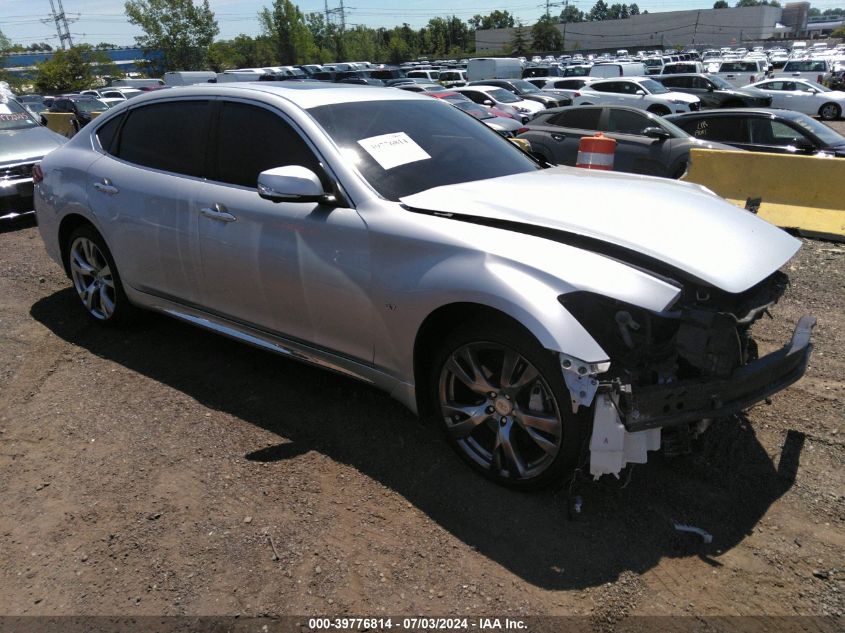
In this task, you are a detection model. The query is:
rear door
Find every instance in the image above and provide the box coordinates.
[85,99,212,304]
[531,108,602,165]
[195,99,373,360]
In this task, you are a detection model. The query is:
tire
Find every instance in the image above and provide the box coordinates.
[428,319,585,490]
[647,105,671,116]
[670,160,688,179]
[819,102,841,121]
[65,224,136,325]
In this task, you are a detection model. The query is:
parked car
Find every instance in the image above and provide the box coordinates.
[656,74,772,109]
[0,96,66,220]
[468,79,571,108]
[518,105,734,178]
[573,77,701,115]
[438,70,467,88]
[48,96,109,131]
[745,78,845,121]
[522,66,564,79]
[589,62,648,78]
[537,77,600,99]
[445,99,524,137]
[34,83,814,488]
[710,59,769,87]
[395,83,446,93]
[659,62,705,75]
[453,85,544,122]
[776,59,833,84]
[666,108,845,157]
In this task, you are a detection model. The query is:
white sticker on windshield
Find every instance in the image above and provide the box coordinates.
[356,132,431,170]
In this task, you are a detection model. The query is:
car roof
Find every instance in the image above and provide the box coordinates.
[126,82,425,109]
[665,108,806,121]
[457,85,506,93]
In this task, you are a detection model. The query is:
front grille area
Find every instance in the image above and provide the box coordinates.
[1,163,35,180]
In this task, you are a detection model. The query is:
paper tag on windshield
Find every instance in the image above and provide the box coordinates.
[356,132,431,170]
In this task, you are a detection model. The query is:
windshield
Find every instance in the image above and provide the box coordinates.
[640,79,670,94]
[0,99,38,131]
[791,112,845,146]
[708,75,734,89]
[75,99,108,113]
[453,100,493,119]
[510,80,539,94]
[308,100,538,201]
[487,88,519,103]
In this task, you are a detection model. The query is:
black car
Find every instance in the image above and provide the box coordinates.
[48,96,109,130]
[666,108,845,157]
[467,79,571,108]
[656,74,772,109]
[521,65,563,79]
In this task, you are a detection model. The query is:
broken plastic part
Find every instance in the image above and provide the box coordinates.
[673,522,713,544]
[559,352,609,412]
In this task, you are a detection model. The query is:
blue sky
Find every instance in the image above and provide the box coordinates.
[3,0,844,47]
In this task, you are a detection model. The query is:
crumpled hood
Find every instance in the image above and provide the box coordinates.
[400,166,801,294]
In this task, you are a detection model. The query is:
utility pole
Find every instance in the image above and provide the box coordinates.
[692,10,700,47]
[339,0,346,33]
[46,0,75,49]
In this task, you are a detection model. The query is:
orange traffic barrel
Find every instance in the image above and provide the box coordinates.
[576,133,616,171]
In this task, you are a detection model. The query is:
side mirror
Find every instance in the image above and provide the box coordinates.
[643,126,671,140]
[706,84,715,92]
[483,99,494,106]
[257,166,329,204]
[793,139,816,153]
[635,90,646,96]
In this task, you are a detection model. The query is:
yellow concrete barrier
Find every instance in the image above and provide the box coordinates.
[43,112,78,138]
[42,111,105,138]
[681,148,845,242]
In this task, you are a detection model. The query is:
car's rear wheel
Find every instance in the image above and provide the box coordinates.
[819,102,841,121]
[430,320,583,489]
[66,225,135,324]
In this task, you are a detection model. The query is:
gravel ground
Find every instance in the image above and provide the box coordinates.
[0,159,843,626]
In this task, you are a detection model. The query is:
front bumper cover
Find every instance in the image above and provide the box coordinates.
[622,314,816,432]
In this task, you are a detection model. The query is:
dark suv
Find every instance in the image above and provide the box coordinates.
[666,108,845,157]
[468,79,571,108]
[656,74,772,109]
[48,96,109,131]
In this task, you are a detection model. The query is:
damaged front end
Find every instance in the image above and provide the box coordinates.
[558,272,816,479]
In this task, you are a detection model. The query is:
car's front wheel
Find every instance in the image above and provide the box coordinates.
[819,102,841,121]
[430,320,583,489]
[66,224,135,324]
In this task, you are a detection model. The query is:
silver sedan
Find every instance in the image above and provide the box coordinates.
[34,83,814,488]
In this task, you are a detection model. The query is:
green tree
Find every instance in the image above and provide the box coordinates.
[124,0,219,72]
[259,0,317,65]
[531,15,563,51]
[713,1,729,7]
[208,35,275,71]
[0,28,12,53]
[832,25,845,38]
[509,21,530,56]
[588,1,609,21]
[34,45,118,93]
[629,3,640,15]
[559,5,585,22]
[469,10,515,30]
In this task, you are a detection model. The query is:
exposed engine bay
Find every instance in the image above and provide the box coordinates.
[559,271,815,478]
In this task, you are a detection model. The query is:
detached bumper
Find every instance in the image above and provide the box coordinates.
[623,315,816,432]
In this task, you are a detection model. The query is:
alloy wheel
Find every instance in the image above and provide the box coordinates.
[69,237,116,321]
[438,342,563,481]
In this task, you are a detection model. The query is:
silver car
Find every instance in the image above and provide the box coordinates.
[34,83,814,488]
[1,95,66,220]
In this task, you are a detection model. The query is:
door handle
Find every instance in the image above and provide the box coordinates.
[200,204,237,222]
[551,133,565,142]
[93,180,119,195]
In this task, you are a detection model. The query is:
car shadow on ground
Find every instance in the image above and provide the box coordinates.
[31,288,803,590]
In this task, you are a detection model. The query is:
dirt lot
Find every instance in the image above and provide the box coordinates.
[0,211,843,623]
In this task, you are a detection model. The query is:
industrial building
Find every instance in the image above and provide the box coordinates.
[475,3,816,54]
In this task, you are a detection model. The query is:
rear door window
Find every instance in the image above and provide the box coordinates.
[115,100,212,177]
[606,109,651,135]
[549,108,601,130]
[213,101,322,188]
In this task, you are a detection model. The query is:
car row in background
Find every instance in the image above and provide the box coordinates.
[666,109,845,157]
[571,77,700,115]
[517,105,734,179]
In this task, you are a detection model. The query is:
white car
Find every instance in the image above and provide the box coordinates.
[747,78,845,121]
[572,77,700,115]
[453,86,544,123]
[539,77,600,100]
